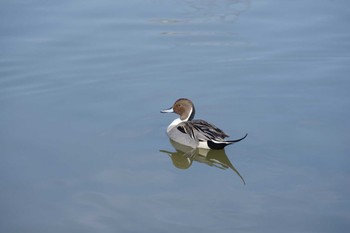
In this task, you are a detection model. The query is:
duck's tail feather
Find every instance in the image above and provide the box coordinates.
[226,133,248,144]
[207,133,248,150]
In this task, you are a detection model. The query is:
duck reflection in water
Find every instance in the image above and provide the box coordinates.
[160,139,245,185]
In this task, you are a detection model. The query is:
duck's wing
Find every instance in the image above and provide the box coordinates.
[177,119,229,142]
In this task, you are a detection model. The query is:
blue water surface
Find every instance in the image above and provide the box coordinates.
[1,0,350,232]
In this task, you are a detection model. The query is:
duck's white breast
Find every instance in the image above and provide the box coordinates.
[167,118,183,133]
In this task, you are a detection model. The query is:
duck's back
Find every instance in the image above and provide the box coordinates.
[185,119,229,142]
[167,119,229,148]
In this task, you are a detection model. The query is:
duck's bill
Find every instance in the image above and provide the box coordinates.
[160,107,174,113]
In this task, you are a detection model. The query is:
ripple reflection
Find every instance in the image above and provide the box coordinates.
[160,139,245,184]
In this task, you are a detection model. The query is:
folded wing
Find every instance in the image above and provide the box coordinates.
[177,119,229,142]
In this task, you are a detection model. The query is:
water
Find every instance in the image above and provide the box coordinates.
[1,0,350,232]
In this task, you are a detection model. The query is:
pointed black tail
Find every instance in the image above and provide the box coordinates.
[207,133,248,150]
[227,133,248,144]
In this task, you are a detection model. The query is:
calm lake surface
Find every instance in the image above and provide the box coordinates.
[1,0,350,232]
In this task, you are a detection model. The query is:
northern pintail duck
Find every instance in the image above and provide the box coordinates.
[161,98,247,150]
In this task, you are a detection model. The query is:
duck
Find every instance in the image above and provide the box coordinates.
[161,98,247,150]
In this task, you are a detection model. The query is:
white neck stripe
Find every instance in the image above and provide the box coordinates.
[183,108,192,121]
